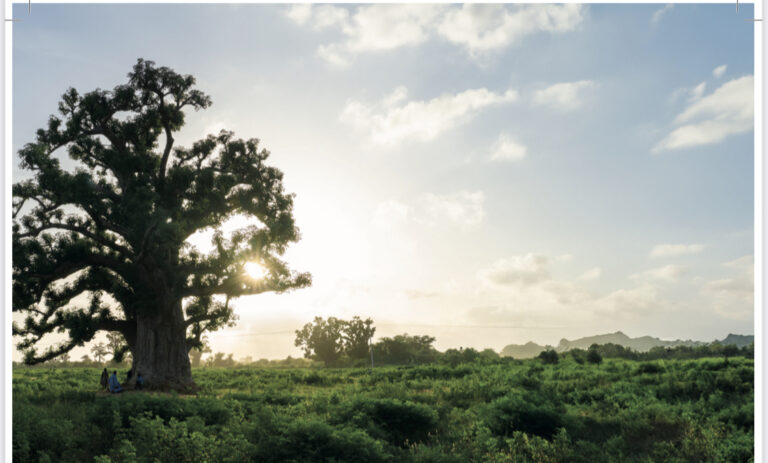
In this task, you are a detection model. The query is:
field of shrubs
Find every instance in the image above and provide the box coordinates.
[13,356,753,462]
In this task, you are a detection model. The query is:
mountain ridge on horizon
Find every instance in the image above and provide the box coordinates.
[500,331,754,359]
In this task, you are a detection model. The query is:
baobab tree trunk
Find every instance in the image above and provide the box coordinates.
[130,300,194,392]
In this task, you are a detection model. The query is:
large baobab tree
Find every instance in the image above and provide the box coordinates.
[13,59,311,390]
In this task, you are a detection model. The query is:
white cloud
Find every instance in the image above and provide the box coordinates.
[340,86,518,145]
[437,4,585,55]
[532,80,596,111]
[477,255,667,319]
[713,64,727,78]
[593,284,664,317]
[373,190,486,229]
[489,133,527,162]
[703,255,753,319]
[650,243,704,258]
[316,44,350,67]
[286,4,313,25]
[287,4,586,64]
[579,267,602,281]
[688,82,706,101]
[418,191,486,227]
[345,5,444,52]
[653,75,753,152]
[310,5,350,30]
[479,254,551,287]
[651,4,674,25]
[631,264,687,282]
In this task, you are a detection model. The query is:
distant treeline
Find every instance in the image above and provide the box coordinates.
[14,317,753,370]
[568,341,754,362]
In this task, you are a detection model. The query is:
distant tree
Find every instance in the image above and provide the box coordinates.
[206,352,236,368]
[374,334,438,365]
[443,347,483,366]
[91,342,108,363]
[594,343,638,360]
[343,316,376,361]
[744,343,754,359]
[59,352,71,364]
[189,336,211,367]
[295,317,346,365]
[722,344,740,363]
[586,346,603,366]
[538,349,559,365]
[106,332,129,363]
[480,348,500,361]
[570,348,586,364]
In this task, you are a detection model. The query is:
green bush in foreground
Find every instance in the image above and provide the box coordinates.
[13,357,753,462]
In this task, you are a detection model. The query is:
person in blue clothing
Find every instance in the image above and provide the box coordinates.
[135,372,144,390]
[108,370,124,393]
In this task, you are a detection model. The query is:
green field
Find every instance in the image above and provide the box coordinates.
[13,357,753,462]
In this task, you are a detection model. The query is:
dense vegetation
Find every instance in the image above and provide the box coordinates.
[14,354,753,462]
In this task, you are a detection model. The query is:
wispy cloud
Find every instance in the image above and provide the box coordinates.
[286,4,586,65]
[532,80,596,111]
[703,255,753,319]
[653,75,753,152]
[374,191,486,229]
[477,255,669,320]
[489,133,527,162]
[650,243,704,258]
[593,284,665,317]
[687,82,706,101]
[479,254,551,287]
[651,4,674,25]
[419,191,486,227]
[713,64,727,78]
[340,86,518,146]
[437,4,585,56]
[631,264,687,282]
[579,267,602,281]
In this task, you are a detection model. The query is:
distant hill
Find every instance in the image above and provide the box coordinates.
[500,341,550,359]
[500,331,753,359]
[717,334,754,348]
[555,331,706,353]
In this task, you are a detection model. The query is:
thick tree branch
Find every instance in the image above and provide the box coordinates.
[18,222,135,257]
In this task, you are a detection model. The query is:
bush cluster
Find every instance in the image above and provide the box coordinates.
[13,355,753,462]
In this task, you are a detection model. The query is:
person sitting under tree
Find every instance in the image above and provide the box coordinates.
[100,368,109,391]
[108,370,124,393]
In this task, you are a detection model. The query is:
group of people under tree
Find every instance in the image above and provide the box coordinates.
[100,368,144,393]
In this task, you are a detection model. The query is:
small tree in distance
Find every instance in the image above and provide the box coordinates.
[343,316,376,361]
[538,349,559,365]
[189,337,211,367]
[587,345,603,366]
[295,316,376,365]
[106,332,128,363]
[91,342,108,363]
[295,317,346,365]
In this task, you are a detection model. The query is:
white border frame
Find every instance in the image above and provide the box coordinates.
[2,1,764,462]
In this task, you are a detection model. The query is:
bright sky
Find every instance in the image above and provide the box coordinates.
[12,4,755,361]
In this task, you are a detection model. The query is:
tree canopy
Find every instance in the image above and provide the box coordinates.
[295,316,376,365]
[12,59,310,387]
